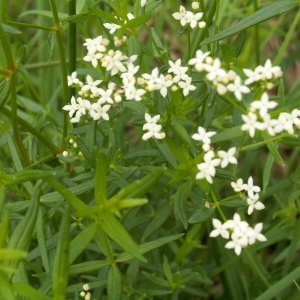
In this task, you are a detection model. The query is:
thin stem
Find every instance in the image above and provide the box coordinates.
[209,186,227,222]
[221,95,247,114]
[49,0,69,148]
[11,76,30,166]
[1,106,61,155]
[199,0,211,51]
[24,57,82,69]
[68,0,76,98]
[187,27,191,61]
[0,23,14,68]
[253,0,260,65]
[4,21,54,31]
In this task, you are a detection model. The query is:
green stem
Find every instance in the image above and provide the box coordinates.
[0,69,7,76]
[239,133,287,152]
[4,21,54,31]
[11,76,30,166]
[68,0,76,98]
[209,186,226,222]
[0,0,7,21]
[0,23,14,68]
[253,0,260,65]
[212,0,220,56]
[24,57,82,69]
[221,94,247,114]
[274,7,300,66]
[49,0,69,148]
[1,106,61,155]
[199,0,211,51]
[187,27,191,61]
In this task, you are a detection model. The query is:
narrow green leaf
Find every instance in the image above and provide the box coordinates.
[163,256,172,282]
[0,249,26,261]
[52,206,70,300]
[171,120,196,150]
[0,22,21,34]
[99,211,146,262]
[11,42,26,64]
[211,126,243,143]
[0,208,10,248]
[255,264,300,300]
[109,168,165,202]
[95,151,107,205]
[108,265,122,300]
[69,260,110,275]
[61,14,88,26]
[125,14,151,27]
[188,207,215,223]
[262,152,274,192]
[46,177,88,213]
[142,204,172,241]
[174,181,192,229]
[0,78,11,110]
[74,136,96,168]
[89,7,122,24]
[0,271,16,300]
[155,139,177,167]
[201,0,299,45]
[19,10,67,19]
[94,225,115,261]
[69,223,97,264]
[231,31,246,58]
[13,283,51,300]
[262,132,284,165]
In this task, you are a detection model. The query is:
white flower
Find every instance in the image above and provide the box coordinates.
[83,51,103,68]
[247,193,265,215]
[120,63,140,81]
[225,233,248,255]
[62,96,91,123]
[188,50,211,72]
[250,92,278,117]
[142,67,159,91]
[247,223,267,245]
[227,75,250,101]
[67,71,83,86]
[142,113,165,140]
[217,147,237,168]
[154,74,173,98]
[178,77,196,96]
[141,0,147,7]
[172,6,187,26]
[192,126,216,144]
[243,176,261,198]
[231,178,245,192]
[186,11,203,29]
[81,75,102,96]
[205,58,226,82]
[243,68,262,85]
[192,2,200,10]
[103,50,127,75]
[89,103,111,120]
[210,218,229,239]
[241,112,261,137]
[196,151,221,183]
[83,36,107,53]
[259,59,281,81]
[103,22,121,34]
[224,213,249,237]
[98,88,114,104]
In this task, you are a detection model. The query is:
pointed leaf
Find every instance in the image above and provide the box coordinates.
[108,265,122,300]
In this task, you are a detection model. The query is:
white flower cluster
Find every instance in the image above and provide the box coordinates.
[243,59,282,89]
[188,50,251,100]
[80,284,91,300]
[192,126,237,183]
[241,92,300,137]
[172,5,206,29]
[231,176,264,215]
[142,113,165,141]
[210,213,267,255]
[103,13,135,34]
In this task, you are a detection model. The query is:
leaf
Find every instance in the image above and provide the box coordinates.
[69,260,110,275]
[0,249,26,261]
[89,7,122,24]
[0,23,21,34]
[19,10,67,19]
[13,284,51,300]
[174,181,193,230]
[99,211,146,262]
[52,206,70,300]
[108,265,122,300]
[142,204,172,241]
[11,42,26,64]
[0,78,11,110]
[95,151,107,205]
[188,207,215,223]
[0,271,16,300]
[211,126,243,143]
[201,0,299,45]
[125,14,151,27]
[232,31,246,58]
[74,136,96,168]
[61,14,89,26]
[262,152,275,192]
[262,132,284,165]
[117,234,184,262]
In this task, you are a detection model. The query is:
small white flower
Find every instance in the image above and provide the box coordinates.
[81,75,102,96]
[192,2,200,10]
[210,218,230,239]
[196,151,221,183]
[247,223,267,245]
[241,112,261,137]
[188,50,211,72]
[98,88,114,104]
[227,76,250,101]
[250,92,278,117]
[247,193,265,215]
[231,178,244,192]
[217,147,237,168]
[103,22,121,34]
[67,71,83,86]
[154,74,173,98]
[178,77,196,96]
[172,6,187,26]
[89,103,111,120]
[142,113,165,140]
[225,233,248,255]
[83,51,103,68]
[243,68,262,85]
[141,0,147,7]
[243,176,261,198]
[192,126,216,144]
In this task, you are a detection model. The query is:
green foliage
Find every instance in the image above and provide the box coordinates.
[0,0,300,299]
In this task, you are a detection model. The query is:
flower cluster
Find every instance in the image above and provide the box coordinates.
[172,5,206,29]
[210,213,267,255]
[142,113,166,141]
[231,177,264,215]
[242,92,300,137]
[80,284,91,300]
[192,126,237,183]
